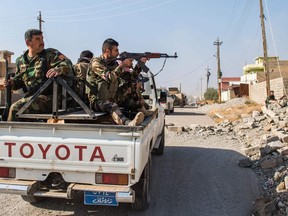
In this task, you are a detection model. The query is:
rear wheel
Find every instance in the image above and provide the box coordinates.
[21,195,43,203]
[154,126,165,155]
[131,157,151,210]
[166,108,170,115]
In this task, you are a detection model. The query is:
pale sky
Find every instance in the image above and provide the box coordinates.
[0,0,287,96]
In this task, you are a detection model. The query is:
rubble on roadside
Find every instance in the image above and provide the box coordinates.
[167,99,288,216]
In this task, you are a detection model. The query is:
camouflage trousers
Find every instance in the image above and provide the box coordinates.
[93,100,130,125]
[118,97,143,111]
[7,95,52,121]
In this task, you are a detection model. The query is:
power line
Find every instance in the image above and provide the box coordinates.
[44,0,174,22]
[264,0,286,96]
[158,55,214,85]
[43,0,123,13]
[44,0,145,19]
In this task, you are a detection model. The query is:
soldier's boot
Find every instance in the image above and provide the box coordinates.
[111,111,124,125]
[47,118,65,124]
[128,112,145,126]
[138,106,154,116]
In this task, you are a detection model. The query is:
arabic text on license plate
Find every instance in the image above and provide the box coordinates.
[84,191,118,206]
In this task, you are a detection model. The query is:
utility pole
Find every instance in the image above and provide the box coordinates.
[200,77,203,100]
[37,11,45,31]
[214,37,223,103]
[259,0,270,95]
[205,66,211,92]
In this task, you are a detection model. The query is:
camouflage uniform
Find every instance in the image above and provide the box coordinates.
[117,64,153,113]
[74,62,90,80]
[74,61,90,102]
[117,70,143,111]
[87,55,143,124]
[8,48,74,121]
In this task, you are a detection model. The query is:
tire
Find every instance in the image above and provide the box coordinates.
[154,126,165,155]
[21,195,43,203]
[166,108,170,115]
[131,157,151,210]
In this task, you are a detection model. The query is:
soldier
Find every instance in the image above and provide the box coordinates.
[86,38,144,126]
[134,76,150,110]
[117,68,152,115]
[74,50,93,79]
[4,29,74,121]
[74,50,94,102]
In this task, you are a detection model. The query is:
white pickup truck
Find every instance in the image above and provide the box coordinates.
[0,70,165,210]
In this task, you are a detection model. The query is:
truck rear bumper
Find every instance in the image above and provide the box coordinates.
[0,179,135,203]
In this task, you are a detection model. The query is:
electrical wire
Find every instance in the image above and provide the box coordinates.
[158,55,214,85]
[264,0,286,96]
[44,0,146,19]
[42,25,50,48]
[222,0,240,38]
[44,0,124,13]
[44,0,174,22]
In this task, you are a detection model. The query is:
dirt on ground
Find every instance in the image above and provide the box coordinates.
[208,100,263,123]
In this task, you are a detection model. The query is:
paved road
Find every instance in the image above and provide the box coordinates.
[0,107,260,216]
[166,106,216,127]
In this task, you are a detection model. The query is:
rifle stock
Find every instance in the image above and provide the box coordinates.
[2,59,11,121]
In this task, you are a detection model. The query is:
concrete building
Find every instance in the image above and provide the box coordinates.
[220,77,241,102]
[243,56,288,83]
[242,56,288,104]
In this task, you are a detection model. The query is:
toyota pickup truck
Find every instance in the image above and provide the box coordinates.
[0,69,165,210]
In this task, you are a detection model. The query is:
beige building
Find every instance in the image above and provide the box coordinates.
[243,57,288,83]
[242,57,288,104]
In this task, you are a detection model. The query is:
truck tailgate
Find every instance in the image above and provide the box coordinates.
[0,122,141,174]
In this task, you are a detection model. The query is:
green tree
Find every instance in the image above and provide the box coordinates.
[204,88,218,101]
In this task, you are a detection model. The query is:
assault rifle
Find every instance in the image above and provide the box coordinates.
[117,51,178,61]
[106,52,178,73]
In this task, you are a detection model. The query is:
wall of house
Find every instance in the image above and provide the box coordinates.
[221,90,229,102]
[249,77,288,104]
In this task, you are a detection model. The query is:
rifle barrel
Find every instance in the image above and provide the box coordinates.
[106,51,178,62]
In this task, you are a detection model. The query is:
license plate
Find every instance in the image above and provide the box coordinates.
[84,191,118,206]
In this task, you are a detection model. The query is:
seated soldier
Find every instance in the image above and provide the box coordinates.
[74,50,94,103]
[265,90,277,108]
[86,38,144,126]
[4,29,74,121]
[117,63,152,116]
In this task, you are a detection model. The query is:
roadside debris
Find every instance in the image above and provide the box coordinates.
[167,98,288,216]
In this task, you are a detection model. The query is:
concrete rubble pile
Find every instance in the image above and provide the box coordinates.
[167,103,288,216]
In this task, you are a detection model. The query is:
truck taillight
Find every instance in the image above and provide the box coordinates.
[96,173,128,185]
[0,167,16,178]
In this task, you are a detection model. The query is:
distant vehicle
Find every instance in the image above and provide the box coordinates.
[157,88,174,114]
[168,87,186,108]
